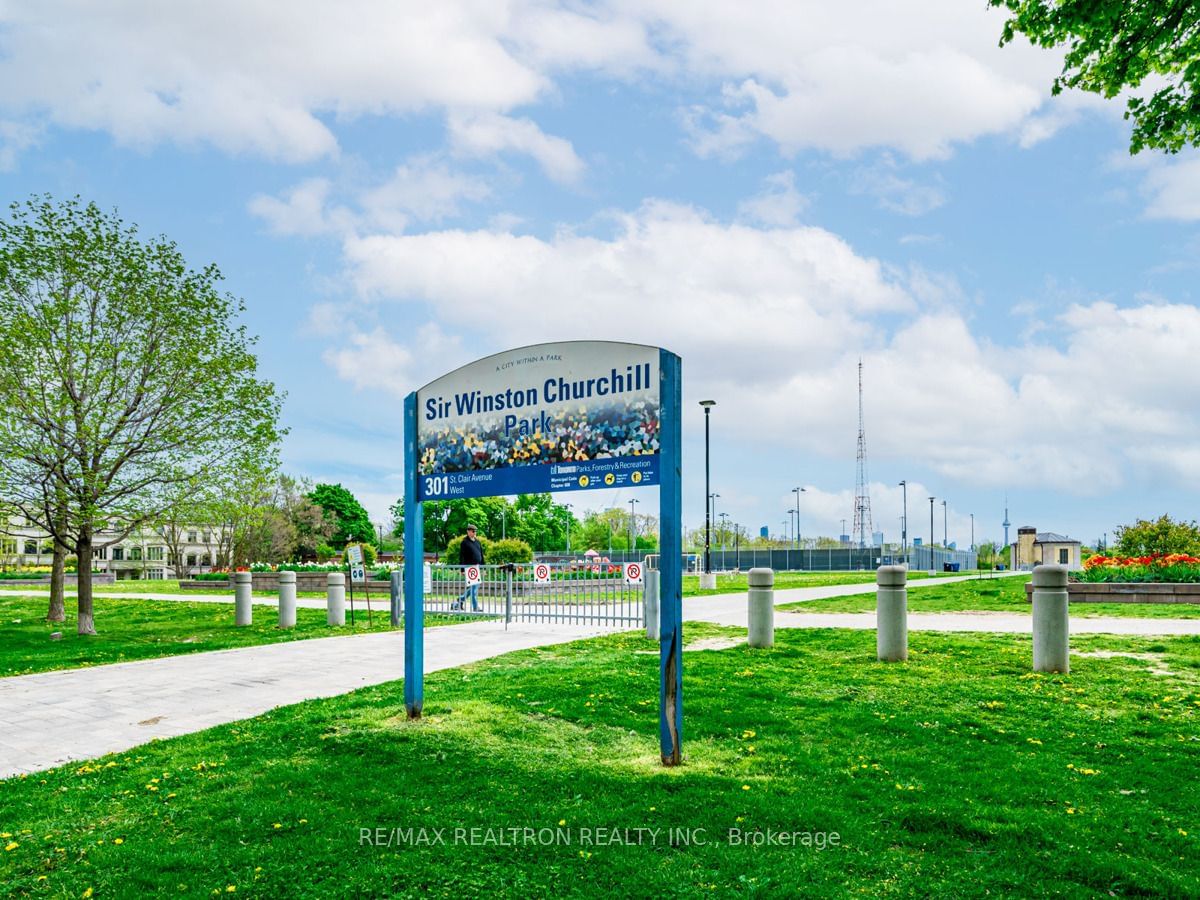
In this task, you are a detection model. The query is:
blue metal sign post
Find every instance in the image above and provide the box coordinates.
[657,348,683,765]
[401,341,684,765]
[403,392,424,718]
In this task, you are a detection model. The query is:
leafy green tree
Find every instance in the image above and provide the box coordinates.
[392,495,528,553]
[484,538,534,565]
[441,533,533,566]
[1113,514,1200,556]
[991,0,1200,154]
[509,494,576,552]
[0,196,283,634]
[264,475,336,562]
[208,457,279,568]
[976,540,999,569]
[309,483,374,546]
[578,510,623,555]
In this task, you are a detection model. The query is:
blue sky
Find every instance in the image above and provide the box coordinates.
[2,1,1199,550]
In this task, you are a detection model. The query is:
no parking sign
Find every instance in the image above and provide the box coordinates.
[624,562,644,585]
[464,565,482,585]
[534,563,551,584]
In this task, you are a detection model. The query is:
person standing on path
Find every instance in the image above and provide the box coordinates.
[452,524,484,611]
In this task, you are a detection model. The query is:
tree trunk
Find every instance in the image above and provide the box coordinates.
[76,527,96,635]
[47,539,66,622]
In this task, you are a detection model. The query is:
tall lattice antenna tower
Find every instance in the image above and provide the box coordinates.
[852,359,874,549]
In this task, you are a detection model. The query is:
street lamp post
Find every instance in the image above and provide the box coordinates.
[628,498,639,556]
[791,486,805,550]
[970,512,974,552]
[699,400,716,584]
[718,511,730,552]
[942,499,948,547]
[929,497,935,570]
[899,480,908,566]
[562,503,571,555]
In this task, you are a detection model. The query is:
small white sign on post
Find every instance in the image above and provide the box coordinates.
[464,565,482,586]
[423,562,432,593]
[533,563,551,584]
[624,561,644,585]
[347,543,366,584]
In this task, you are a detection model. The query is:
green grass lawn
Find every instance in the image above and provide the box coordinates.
[682,570,939,598]
[0,595,440,678]
[779,575,1200,618]
[1,625,1196,896]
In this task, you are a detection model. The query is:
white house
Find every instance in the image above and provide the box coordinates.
[1,515,225,579]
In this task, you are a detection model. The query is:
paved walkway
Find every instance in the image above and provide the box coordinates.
[3,570,1196,778]
[0,621,605,778]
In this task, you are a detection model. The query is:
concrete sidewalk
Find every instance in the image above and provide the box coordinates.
[0,620,605,778]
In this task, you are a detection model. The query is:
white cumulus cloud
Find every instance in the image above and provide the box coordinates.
[324,203,1200,496]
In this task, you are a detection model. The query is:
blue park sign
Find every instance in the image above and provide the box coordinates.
[403,341,685,765]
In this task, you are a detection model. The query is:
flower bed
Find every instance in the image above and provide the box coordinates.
[1079,553,1200,583]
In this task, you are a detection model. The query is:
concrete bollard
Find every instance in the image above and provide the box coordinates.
[699,572,717,590]
[278,570,297,629]
[1032,564,1070,673]
[327,571,346,626]
[645,570,660,640]
[876,565,908,662]
[235,571,253,626]
[747,567,774,648]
